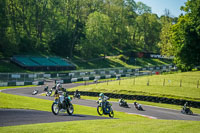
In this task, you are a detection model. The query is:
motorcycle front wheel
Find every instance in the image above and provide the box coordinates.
[97,105,103,116]
[109,110,114,118]
[52,103,59,115]
[188,110,193,115]
[67,103,74,115]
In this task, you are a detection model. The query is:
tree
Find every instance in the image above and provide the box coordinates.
[169,0,200,70]
[158,10,174,56]
[136,1,151,15]
[135,13,161,52]
[83,11,112,57]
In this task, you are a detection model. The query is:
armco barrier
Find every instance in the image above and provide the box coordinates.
[0,81,44,86]
[0,65,176,86]
[68,91,200,108]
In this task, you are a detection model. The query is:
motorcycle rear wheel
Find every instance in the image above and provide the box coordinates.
[67,103,74,115]
[52,103,59,115]
[97,105,103,116]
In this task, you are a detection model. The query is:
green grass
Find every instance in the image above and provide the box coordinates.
[0,92,52,111]
[0,60,28,73]
[68,71,200,102]
[0,55,172,72]
[0,85,36,90]
[73,55,172,70]
[0,87,200,132]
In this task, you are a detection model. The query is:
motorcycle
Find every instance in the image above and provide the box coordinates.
[32,89,38,95]
[43,86,48,92]
[96,97,114,118]
[73,92,81,99]
[51,91,74,115]
[119,99,129,108]
[134,102,144,111]
[46,88,53,96]
[181,107,193,115]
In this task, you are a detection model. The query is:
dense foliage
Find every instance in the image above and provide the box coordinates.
[159,0,200,70]
[0,0,199,70]
[0,0,163,57]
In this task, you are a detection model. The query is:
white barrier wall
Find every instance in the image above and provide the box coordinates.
[28,74,36,78]
[163,66,166,70]
[127,69,132,72]
[80,72,85,76]
[156,67,160,70]
[135,73,139,76]
[135,69,139,72]
[119,70,123,73]
[150,68,154,70]
[16,82,24,86]
[95,76,101,79]
[142,68,146,71]
[109,71,115,74]
[90,72,96,75]
[71,78,78,82]
[69,73,75,77]
[116,74,121,77]
[0,82,8,86]
[100,71,105,75]
[11,74,21,78]
[32,81,39,85]
[83,77,89,81]
[44,74,51,78]
[105,75,111,79]
[56,80,64,84]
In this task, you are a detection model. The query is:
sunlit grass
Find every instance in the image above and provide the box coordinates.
[68,71,200,101]
[0,85,36,90]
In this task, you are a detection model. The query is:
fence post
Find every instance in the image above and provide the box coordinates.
[180,79,182,87]
[147,79,149,86]
[163,79,165,86]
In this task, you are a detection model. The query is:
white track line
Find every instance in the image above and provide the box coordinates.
[127,113,157,119]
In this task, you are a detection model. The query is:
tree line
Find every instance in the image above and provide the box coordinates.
[0,0,199,70]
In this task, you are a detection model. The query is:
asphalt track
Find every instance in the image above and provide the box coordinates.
[0,109,110,127]
[1,81,200,126]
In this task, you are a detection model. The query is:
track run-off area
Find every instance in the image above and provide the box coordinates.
[1,81,200,127]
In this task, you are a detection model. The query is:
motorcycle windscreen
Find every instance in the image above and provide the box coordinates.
[59,95,64,103]
[68,96,71,101]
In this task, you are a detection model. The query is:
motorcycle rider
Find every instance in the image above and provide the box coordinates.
[119,98,125,103]
[44,85,48,91]
[54,83,62,96]
[55,83,70,108]
[182,102,190,114]
[74,89,80,98]
[134,101,142,109]
[99,93,109,108]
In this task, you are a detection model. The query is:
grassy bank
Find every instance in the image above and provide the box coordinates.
[73,55,172,69]
[0,56,172,73]
[68,71,200,102]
